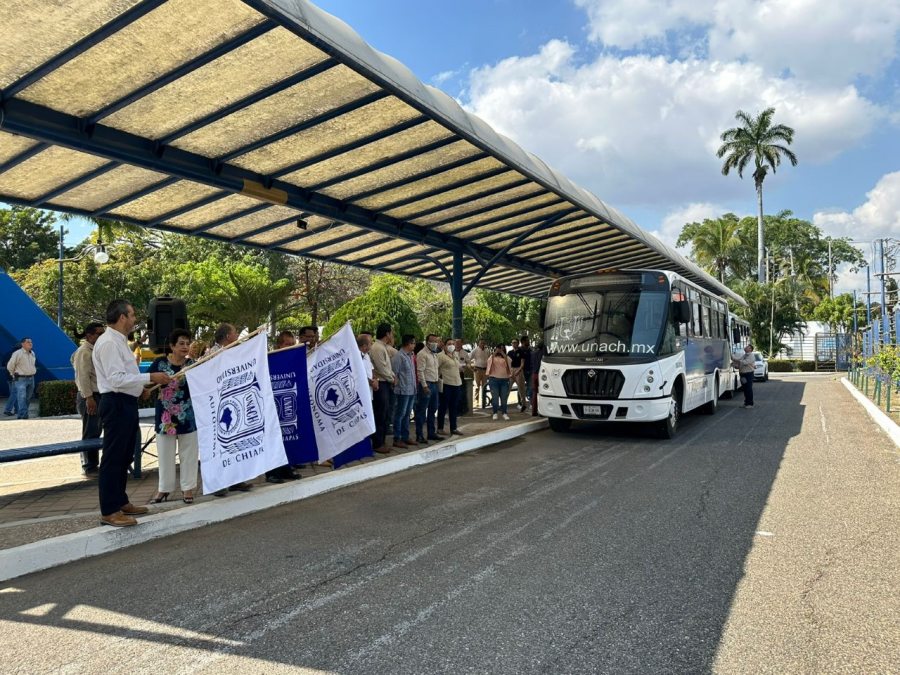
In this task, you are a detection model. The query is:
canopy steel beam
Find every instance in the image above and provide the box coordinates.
[271,116,428,179]
[219,90,389,162]
[396,177,531,223]
[370,166,511,215]
[342,152,491,204]
[0,143,47,174]
[1,0,168,101]
[0,97,568,280]
[304,136,459,192]
[232,214,307,242]
[159,57,340,145]
[87,22,277,125]
[191,202,272,234]
[425,191,562,232]
[92,176,180,216]
[30,160,118,207]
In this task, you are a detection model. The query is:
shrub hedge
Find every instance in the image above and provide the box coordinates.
[37,380,158,416]
[38,380,77,417]
[768,360,796,372]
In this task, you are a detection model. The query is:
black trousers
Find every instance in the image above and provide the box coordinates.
[98,392,138,516]
[372,382,392,448]
[77,392,102,469]
[740,373,754,406]
[438,383,461,432]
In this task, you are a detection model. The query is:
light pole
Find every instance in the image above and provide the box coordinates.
[56,225,109,328]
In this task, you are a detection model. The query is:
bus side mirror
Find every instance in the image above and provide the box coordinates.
[673,300,691,324]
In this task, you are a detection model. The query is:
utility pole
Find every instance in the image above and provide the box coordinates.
[827,238,833,299]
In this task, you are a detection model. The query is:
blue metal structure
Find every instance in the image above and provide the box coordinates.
[0,0,744,340]
[0,268,76,396]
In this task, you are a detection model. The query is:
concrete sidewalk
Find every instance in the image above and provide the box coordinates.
[0,403,542,555]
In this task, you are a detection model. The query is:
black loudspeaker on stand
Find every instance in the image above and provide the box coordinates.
[147,296,189,352]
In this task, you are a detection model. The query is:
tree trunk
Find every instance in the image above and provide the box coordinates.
[756,182,765,283]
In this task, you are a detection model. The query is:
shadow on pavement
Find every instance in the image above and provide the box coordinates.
[0,381,807,673]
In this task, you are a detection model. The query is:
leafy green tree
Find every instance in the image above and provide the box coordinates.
[731,279,805,356]
[473,289,542,336]
[676,213,746,282]
[12,229,164,335]
[0,206,60,271]
[812,293,862,333]
[166,258,294,332]
[322,275,421,339]
[717,108,798,282]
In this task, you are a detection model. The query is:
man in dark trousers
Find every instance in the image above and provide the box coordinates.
[72,322,105,474]
[93,300,171,527]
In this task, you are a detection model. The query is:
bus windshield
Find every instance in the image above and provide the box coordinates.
[544,289,669,357]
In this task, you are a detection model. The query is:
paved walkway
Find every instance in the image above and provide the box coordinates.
[0,399,535,550]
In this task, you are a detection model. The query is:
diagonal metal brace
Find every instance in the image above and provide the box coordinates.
[462,211,570,296]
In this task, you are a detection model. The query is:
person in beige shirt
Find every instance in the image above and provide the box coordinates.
[369,323,396,452]
[437,340,463,435]
[415,334,442,442]
[7,337,37,420]
[731,344,756,408]
[71,322,105,473]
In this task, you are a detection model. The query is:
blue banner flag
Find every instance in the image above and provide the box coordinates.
[268,345,318,465]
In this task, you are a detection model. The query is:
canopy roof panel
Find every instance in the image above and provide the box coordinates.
[0,0,744,305]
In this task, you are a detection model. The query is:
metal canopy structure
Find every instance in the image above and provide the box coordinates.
[0,0,744,336]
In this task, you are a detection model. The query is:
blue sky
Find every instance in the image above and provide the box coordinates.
[65,0,900,292]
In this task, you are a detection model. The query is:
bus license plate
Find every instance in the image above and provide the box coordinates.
[583,405,605,415]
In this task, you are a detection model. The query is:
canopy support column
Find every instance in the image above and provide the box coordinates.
[452,250,464,340]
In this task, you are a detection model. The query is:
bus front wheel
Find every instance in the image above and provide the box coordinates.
[657,387,682,439]
[548,417,572,433]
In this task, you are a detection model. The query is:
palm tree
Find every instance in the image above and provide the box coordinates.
[681,215,745,283]
[717,108,798,283]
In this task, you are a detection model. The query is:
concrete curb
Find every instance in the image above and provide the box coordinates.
[841,378,900,449]
[0,419,547,582]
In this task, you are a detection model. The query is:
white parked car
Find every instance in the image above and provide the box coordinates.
[753,352,769,381]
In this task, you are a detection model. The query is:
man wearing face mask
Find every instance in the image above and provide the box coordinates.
[415,334,442,443]
[437,338,463,436]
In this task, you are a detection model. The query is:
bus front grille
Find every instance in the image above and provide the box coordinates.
[562,368,625,399]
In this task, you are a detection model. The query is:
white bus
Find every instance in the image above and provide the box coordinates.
[725,313,752,395]
[538,269,733,438]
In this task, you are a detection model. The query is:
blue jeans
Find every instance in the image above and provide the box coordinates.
[415,382,439,439]
[3,384,18,415]
[14,376,34,419]
[393,394,415,443]
[740,373,754,406]
[489,377,510,415]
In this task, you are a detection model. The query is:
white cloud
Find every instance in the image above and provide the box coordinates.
[649,202,728,248]
[574,0,712,49]
[813,171,900,242]
[815,172,900,295]
[465,42,882,207]
[575,0,900,85]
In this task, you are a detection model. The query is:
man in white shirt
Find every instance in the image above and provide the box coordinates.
[6,337,37,419]
[93,300,171,527]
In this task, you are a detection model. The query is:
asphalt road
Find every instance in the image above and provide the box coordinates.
[1,375,898,674]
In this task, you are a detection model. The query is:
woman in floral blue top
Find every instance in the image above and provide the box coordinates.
[148,329,198,504]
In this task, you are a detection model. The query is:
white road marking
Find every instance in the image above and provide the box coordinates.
[818,403,830,444]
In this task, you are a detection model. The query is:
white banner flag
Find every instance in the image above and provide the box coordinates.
[307,322,375,461]
[186,333,288,493]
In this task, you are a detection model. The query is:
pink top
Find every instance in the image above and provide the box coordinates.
[486,354,512,379]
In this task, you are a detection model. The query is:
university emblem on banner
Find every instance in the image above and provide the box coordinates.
[216,370,265,454]
[272,374,298,434]
[315,361,360,418]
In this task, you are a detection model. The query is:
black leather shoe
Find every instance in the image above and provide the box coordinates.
[266,476,285,484]
[416,437,428,444]
[286,471,301,480]
[427,435,441,441]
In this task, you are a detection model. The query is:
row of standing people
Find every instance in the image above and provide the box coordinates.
[70,306,323,527]
[360,325,544,453]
